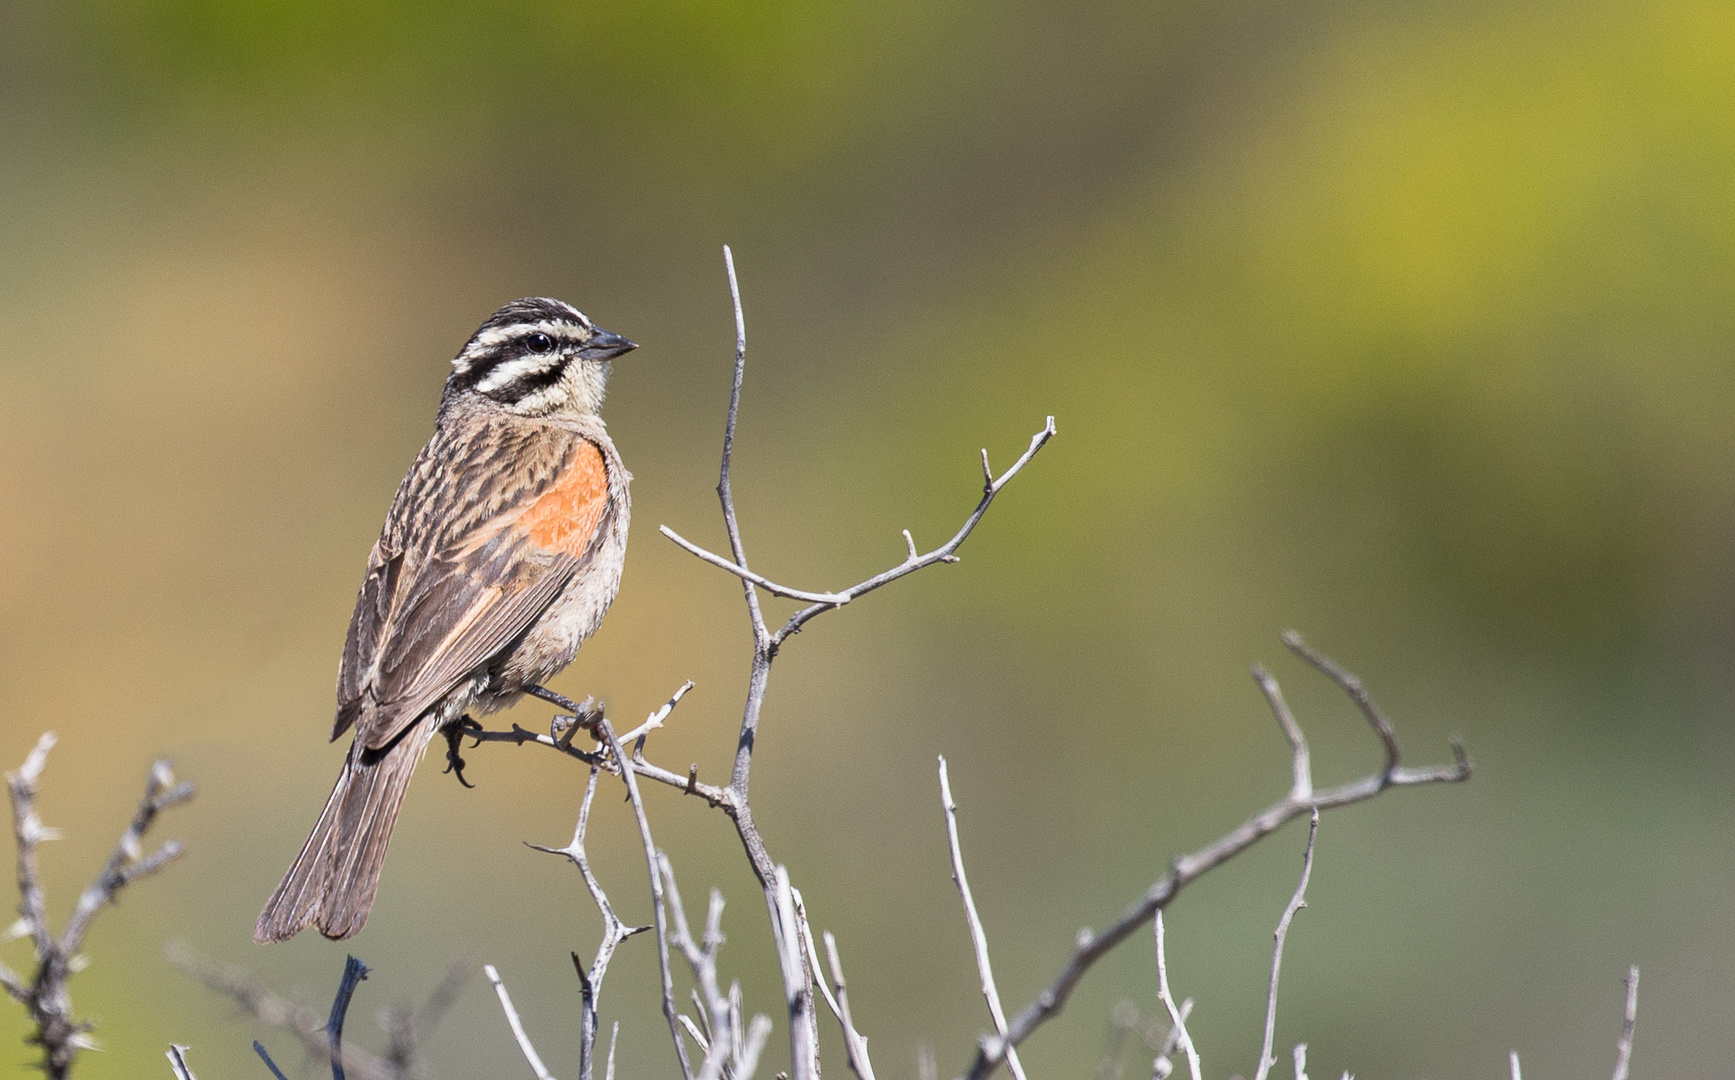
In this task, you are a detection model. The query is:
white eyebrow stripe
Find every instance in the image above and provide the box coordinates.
[452,318,591,371]
[476,355,562,392]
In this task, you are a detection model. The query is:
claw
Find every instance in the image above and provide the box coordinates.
[442,718,478,788]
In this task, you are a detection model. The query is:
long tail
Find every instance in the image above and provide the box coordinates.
[254,721,434,943]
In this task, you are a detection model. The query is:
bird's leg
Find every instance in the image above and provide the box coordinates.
[527,684,605,748]
[440,715,484,788]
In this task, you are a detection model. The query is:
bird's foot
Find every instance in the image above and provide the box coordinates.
[441,716,484,788]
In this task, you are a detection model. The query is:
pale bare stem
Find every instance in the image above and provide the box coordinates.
[773,867,819,1080]
[1253,810,1319,1080]
[485,964,557,1080]
[1508,1050,1521,1080]
[4,736,193,1080]
[617,681,698,745]
[1152,913,1202,1080]
[1611,966,1639,1080]
[1293,1044,1309,1080]
[166,1044,198,1080]
[606,1022,620,1080]
[1253,666,1310,802]
[1151,997,1193,1080]
[960,640,1470,1080]
[788,889,827,1080]
[821,931,878,1080]
[660,854,755,1080]
[527,766,650,1080]
[937,757,1028,1080]
[716,244,770,647]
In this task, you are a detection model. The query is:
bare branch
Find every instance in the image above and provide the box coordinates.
[1508,1050,1520,1080]
[1153,913,1202,1080]
[938,757,1027,1080]
[1294,1043,1310,1080]
[1253,810,1318,1080]
[166,1044,197,1080]
[772,867,819,1080]
[485,965,557,1080]
[820,931,877,1080]
[598,714,694,1080]
[529,764,649,1080]
[1612,966,1639,1080]
[960,641,1470,1080]
[716,243,771,648]
[660,417,1058,650]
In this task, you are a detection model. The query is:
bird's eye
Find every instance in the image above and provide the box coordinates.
[525,332,555,354]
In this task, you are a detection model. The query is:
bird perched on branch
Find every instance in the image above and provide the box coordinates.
[256,298,636,942]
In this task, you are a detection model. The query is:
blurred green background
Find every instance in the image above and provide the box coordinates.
[2,0,1733,1075]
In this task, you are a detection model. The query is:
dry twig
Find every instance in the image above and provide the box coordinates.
[0,733,193,1079]
[1153,913,1202,1080]
[485,964,556,1080]
[937,757,1027,1080]
[1611,965,1638,1080]
[1253,810,1318,1080]
[527,765,650,1080]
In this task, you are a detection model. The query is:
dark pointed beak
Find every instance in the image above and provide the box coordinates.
[579,327,637,361]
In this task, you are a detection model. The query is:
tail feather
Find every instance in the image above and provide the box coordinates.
[255,721,433,943]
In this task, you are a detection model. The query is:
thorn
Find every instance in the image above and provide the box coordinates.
[902,528,919,562]
[686,764,699,794]
[980,448,993,487]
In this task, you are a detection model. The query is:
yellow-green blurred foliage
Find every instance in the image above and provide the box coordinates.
[1,0,1732,1075]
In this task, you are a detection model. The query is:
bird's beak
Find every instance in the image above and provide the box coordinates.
[579,328,638,361]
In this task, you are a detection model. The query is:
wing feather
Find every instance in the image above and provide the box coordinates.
[331,423,610,751]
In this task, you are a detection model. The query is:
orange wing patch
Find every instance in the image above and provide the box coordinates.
[519,440,610,557]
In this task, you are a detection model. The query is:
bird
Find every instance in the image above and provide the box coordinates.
[255,297,637,943]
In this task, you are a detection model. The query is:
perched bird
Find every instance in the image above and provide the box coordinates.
[255,298,636,942]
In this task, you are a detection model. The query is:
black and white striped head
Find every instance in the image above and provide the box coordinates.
[448,298,637,416]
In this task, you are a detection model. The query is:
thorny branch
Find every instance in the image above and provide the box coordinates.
[958,634,1471,1080]
[0,733,193,1080]
[526,766,651,1080]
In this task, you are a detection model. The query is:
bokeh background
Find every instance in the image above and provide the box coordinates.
[1,0,1733,1075]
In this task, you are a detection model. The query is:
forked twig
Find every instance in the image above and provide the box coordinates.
[1153,913,1201,1080]
[527,765,649,1080]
